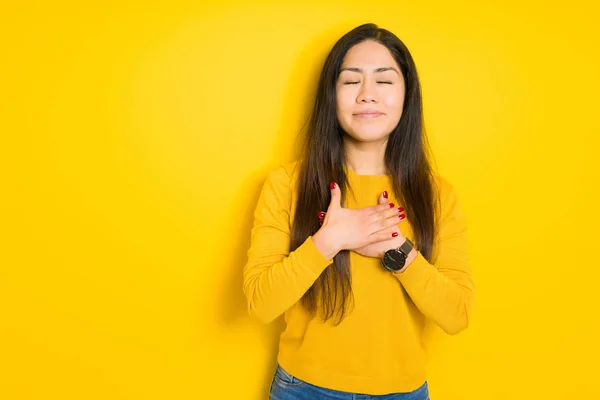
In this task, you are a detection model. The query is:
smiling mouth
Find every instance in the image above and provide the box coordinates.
[354,113,384,119]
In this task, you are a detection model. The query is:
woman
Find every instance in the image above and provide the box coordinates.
[243,23,474,399]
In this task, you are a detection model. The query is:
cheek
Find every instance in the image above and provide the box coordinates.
[381,91,401,107]
[336,91,355,114]
[382,91,405,116]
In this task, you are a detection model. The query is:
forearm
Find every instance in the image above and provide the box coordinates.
[243,235,334,324]
[394,250,474,335]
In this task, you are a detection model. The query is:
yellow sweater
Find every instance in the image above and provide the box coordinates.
[243,160,475,395]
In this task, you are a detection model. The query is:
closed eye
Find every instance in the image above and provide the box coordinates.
[343,81,393,85]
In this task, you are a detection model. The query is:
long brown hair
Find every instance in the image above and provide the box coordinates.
[290,23,440,325]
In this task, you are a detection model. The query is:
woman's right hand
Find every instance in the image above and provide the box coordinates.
[312,182,403,258]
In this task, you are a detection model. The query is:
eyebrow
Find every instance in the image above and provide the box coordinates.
[339,67,400,75]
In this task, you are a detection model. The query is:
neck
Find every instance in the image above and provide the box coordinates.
[343,136,388,176]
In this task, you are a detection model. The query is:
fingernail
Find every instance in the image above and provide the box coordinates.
[399,214,406,220]
[330,182,336,189]
[398,207,404,212]
[388,203,395,208]
[383,191,388,199]
[318,212,325,217]
[319,220,323,225]
[392,232,398,237]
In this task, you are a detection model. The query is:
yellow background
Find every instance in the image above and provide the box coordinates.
[1,1,599,399]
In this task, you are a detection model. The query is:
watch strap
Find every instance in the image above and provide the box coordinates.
[398,238,414,256]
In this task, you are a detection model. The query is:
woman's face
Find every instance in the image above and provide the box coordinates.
[336,40,406,144]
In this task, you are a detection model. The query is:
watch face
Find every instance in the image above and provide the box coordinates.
[382,249,406,271]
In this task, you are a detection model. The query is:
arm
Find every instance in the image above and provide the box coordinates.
[242,166,334,324]
[393,182,475,335]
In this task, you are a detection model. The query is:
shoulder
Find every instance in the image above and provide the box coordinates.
[280,160,301,181]
[259,160,301,203]
[433,174,455,202]
[265,159,301,187]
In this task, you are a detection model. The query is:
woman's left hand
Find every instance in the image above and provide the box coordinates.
[318,191,407,258]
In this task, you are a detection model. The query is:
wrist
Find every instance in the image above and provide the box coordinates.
[392,248,417,274]
[312,227,341,260]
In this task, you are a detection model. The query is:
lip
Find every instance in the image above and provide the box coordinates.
[354,112,384,119]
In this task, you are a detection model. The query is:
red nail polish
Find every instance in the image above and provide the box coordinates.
[383,191,388,199]
[330,182,336,189]
[388,203,395,208]
[398,207,404,212]
[318,212,325,217]
[399,214,406,220]
[392,232,398,237]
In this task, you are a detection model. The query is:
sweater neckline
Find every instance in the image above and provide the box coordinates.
[345,165,390,179]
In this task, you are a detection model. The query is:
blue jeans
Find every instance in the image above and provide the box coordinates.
[269,364,430,400]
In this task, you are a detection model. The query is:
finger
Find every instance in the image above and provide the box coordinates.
[378,190,388,205]
[389,212,406,223]
[369,210,406,234]
[369,225,400,243]
[366,202,397,214]
[380,205,405,219]
[371,227,399,242]
[364,202,400,220]
[317,211,325,219]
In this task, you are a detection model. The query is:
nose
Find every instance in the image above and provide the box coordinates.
[357,81,377,103]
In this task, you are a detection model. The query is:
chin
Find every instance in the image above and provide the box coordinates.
[345,127,390,143]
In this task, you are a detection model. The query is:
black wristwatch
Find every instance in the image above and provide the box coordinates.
[381,238,415,272]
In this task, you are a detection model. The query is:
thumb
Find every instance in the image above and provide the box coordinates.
[328,182,341,210]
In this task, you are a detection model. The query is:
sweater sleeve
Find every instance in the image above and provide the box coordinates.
[394,181,475,335]
[242,165,334,324]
